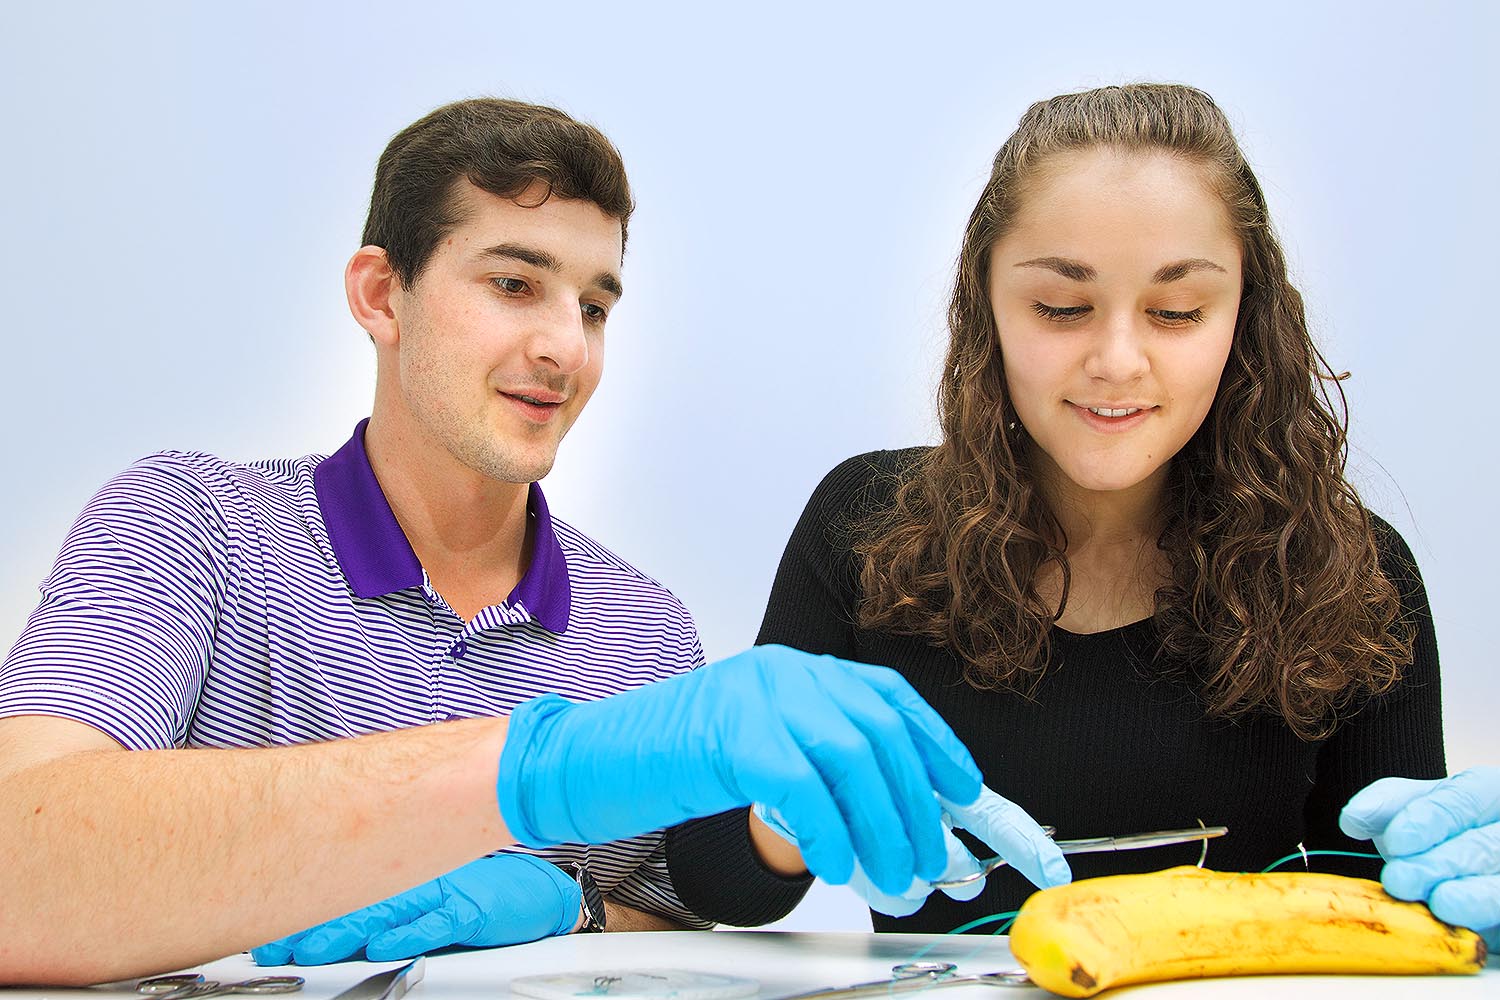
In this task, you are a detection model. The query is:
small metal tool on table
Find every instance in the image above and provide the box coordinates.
[137,955,419,1000]
[136,974,303,1000]
[777,961,1030,999]
[327,957,424,1000]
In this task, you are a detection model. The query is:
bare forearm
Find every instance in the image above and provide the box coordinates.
[602,899,691,931]
[0,718,510,985]
[748,808,808,877]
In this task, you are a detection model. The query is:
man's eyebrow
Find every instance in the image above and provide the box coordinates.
[1152,258,1227,283]
[595,272,623,300]
[478,242,623,300]
[1014,257,1097,282]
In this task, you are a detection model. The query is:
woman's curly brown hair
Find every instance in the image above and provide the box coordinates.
[854,83,1411,740]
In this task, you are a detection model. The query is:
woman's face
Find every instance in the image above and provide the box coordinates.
[987,147,1242,504]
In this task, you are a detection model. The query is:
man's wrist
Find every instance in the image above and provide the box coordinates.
[564,862,606,933]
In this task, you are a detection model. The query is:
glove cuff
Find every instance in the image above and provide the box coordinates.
[497,693,578,846]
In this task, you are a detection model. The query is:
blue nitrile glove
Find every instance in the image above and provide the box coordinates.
[755,785,1071,916]
[1340,766,1500,949]
[250,854,580,965]
[497,645,983,896]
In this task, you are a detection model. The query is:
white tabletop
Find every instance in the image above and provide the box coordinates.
[10,931,1496,1000]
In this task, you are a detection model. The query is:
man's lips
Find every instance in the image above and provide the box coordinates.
[499,389,566,406]
[499,390,566,423]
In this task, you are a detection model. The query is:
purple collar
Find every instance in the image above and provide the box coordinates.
[313,419,571,633]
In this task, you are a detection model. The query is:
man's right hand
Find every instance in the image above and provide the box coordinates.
[496,645,984,896]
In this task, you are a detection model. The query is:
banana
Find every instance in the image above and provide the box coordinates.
[1008,865,1486,997]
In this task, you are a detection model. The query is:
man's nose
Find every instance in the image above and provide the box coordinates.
[529,300,590,375]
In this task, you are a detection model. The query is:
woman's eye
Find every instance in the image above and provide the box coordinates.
[1032,302,1092,321]
[492,277,529,294]
[1150,307,1205,325]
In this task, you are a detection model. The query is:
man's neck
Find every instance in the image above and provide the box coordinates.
[362,414,532,620]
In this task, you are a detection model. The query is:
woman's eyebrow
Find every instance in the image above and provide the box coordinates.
[1152,258,1227,283]
[1014,256,1096,281]
[1012,256,1227,285]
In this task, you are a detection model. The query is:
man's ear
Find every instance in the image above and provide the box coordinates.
[346,246,401,346]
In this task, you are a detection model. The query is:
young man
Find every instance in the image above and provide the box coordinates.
[0,98,1064,985]
[0,97,702,967]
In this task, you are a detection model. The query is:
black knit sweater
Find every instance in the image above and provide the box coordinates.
[666,449,1446,933]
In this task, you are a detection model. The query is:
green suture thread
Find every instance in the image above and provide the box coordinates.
[1260,849,1382,873]
[897,909,1022,975]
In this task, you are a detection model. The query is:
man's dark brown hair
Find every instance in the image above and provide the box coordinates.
[361,97,634,287]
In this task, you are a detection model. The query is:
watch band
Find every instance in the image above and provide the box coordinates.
[565,862,606,933]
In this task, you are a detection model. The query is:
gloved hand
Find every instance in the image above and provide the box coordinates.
[1339,766,1500,949]
[250,853,580,965]
[756,785,1071,916]
[497,645,983,896]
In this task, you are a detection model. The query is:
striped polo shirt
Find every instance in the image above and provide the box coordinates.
[0,419,709,926]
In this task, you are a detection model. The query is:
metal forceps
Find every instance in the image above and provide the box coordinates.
[778,961,1031,1000]
[137,973,304,1000]
[932,824,1229,889]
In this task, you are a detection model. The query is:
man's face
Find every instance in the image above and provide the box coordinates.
[388,181,623,484]
[987,147,1242,501]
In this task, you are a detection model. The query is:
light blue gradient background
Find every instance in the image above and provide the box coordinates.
[3,2,1494,930]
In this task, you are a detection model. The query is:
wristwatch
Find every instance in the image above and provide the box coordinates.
[565,862,606,933]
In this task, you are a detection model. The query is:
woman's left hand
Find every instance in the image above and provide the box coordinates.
[1340,766,1500,948]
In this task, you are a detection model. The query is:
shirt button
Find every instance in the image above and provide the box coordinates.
[452,639,468,659]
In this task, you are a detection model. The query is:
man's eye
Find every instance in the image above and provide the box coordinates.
[1149,307,1205,325]
[492,277,529,294]
[1031,302,1091,321]
[582,303,608,324]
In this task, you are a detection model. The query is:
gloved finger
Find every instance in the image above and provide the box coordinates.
[286,925,368,965]
[946,789,1071,890]
[1382,823,1500,902]
[288,891,434,965]
[846,661,983,805]
[250,936,300,966]
[744,735,855,887]
[1339,776,1443,843]
[366,906,474,961]
[847,861,929,917]
[934,822,987,903]
[1382,767,1500,858]
[1426,874,1500,942]
[776,686,916,895]
[810,665,947,881]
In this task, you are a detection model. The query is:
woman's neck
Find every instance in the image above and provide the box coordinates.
[1034,455,1168,554]
[1032,452,1172,633]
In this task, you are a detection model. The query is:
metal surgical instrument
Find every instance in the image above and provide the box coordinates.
[137,974,304,1000]
[777,961,1032,1000]
[931,825,1230,889]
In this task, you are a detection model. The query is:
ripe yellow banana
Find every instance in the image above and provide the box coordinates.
[1008,865,1486,997]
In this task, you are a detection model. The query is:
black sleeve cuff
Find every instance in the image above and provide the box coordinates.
[665,808,814,926]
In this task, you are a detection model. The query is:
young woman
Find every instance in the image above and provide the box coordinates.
[665,83,1497,944]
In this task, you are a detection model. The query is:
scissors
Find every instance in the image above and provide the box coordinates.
[137,973,304,1000]
[931,825,1229,889]
[778,961,1031,999]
